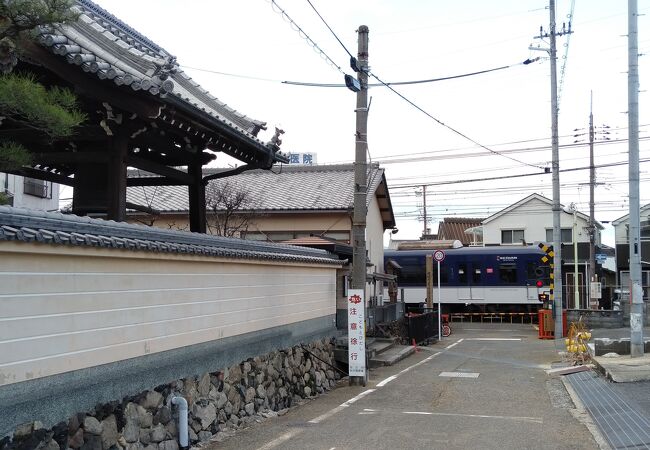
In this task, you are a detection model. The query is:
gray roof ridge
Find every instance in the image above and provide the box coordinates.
[0,206,340,263]
[77,0,167,57]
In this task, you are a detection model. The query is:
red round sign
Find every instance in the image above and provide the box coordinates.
[433,250,446,262]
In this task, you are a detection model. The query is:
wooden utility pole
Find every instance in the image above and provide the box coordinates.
[350,25,369,385]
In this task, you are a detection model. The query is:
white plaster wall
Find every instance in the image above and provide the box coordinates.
[614,207,650,243]
[483,198,591,245]
[0,243,337,386]
[366,195,385,274]
[0,173,59,211]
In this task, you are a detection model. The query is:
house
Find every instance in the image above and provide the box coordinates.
[126,163,396,304]
[0,173,59,211]
[480,193,608,307]
[611,203,650,301]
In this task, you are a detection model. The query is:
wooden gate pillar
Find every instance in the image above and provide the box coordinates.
[188,156,206,233]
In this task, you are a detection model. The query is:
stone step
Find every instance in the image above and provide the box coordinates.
[369,345,415,368]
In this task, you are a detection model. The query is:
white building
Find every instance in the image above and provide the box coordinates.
[1,173,59,211]
[481,193,599,247]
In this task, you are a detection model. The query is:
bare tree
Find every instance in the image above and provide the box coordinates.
[205,180,260,237]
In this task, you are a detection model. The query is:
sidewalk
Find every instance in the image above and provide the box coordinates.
[590,326,650,382]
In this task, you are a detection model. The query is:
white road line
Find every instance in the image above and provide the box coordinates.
[308,389,376,424]
[341,389,376,407]
[309,338,463,425]
[465,338,522,341]
[255,429,301,450]
[403,411,543,424]
[439,371,480,378]
[376,375,397,387]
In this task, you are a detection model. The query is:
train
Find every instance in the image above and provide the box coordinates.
[384,246,551,313]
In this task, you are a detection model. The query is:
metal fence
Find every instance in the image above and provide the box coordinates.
[405,307,439,344]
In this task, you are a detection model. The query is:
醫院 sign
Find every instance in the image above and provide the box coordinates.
[347,289,366,377]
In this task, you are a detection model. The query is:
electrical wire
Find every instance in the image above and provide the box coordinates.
[181,60,541,88]
[267,0,344,75]
[305,0,355,59]
[389,158,650,189]
[367,71,546,170]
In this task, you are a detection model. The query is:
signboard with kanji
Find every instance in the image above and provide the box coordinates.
[286,152,317,165]
[347,289,366,377]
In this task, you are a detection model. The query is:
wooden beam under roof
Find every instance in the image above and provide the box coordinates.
[127,176,185,187]
[126,155,193,184]
[7,167,76,187]
[32,152,110,165]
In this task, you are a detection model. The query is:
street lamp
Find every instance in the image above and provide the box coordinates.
[563,203,579,309]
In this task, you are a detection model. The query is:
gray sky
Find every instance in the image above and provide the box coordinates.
[92,0,650,245]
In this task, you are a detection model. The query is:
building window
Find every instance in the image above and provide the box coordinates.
[545,228,573,243]
[501,229,524,244]
[23,178,51,198]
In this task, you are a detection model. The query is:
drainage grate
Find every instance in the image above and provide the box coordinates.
[567,370,650,449]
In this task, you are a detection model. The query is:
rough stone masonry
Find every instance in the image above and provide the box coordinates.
[0,339,340,450]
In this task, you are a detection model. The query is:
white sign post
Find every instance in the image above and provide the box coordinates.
[347,289,366,377]
[433,250,446,338]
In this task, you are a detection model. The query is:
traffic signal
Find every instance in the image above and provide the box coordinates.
[538,293,549,302]
[538,243,554,302]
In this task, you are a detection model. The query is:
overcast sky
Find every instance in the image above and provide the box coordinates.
[92,0,649,245]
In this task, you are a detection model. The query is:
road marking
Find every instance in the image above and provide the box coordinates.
[464,338,522,341]
[439,371,480,378]
[309,338,463,425]
[403,411,543,423]
[308,389,376,424]
[376,375,397,387]
[255,429,301,450]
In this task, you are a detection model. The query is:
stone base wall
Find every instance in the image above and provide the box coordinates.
[566,310,624,329]
[0,339,339,450]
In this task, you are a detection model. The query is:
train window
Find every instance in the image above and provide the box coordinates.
[472,265,481,284]
[458,264,467,283]
[526,262,537,280]
[499,264,517,284]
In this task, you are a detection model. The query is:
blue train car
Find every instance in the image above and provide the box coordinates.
[384,246,551,312]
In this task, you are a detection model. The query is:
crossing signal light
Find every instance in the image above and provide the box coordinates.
[536,280,544,288]
[538,293,549,302]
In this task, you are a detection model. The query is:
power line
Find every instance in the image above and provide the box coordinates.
[299,0,545,171]
[305,0,355,59]
[282,59,540,87]
[267,0,344,75]
[389,158,650,189]
[368,71,546,170]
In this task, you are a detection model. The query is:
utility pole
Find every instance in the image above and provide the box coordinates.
[422,185,428,237]
[627,0,644,357]
[351,25,369,383]
[533,0,568,339]
[588,91,596,308]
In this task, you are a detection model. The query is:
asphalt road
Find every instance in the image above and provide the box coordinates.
[211,323,599,450]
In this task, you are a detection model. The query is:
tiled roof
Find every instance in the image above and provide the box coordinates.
[437,217,484,245]
[0,206,342,265]
[34,0,282,156]
[128,164,388,213]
